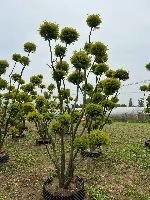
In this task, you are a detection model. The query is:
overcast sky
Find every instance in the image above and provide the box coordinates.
[0,0,150,105]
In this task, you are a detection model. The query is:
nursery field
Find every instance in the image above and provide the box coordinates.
[0,122,150,200]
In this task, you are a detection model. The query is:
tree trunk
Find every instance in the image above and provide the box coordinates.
[64,164,75,189]
[0,134,4,153]
[59,131,66,188]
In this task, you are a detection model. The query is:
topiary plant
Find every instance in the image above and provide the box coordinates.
[10,92,33,139]
[26,13,129,198]
[27,93,57,143]
[140,63,150,148]
[75,129,110,152]
[140,63,150,113]
[0,42,36,161]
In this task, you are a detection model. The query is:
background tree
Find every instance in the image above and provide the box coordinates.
[140,63,150,113]
[116,103,127,107]
[138,97,144,107]
[128,98,133,107]
[0,42,36,155]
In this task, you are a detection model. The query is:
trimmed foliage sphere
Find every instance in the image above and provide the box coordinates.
[39,21,59,41]
[86,14,102,28]
[60,27,79,45]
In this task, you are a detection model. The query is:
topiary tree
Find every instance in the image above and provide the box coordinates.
[140,66,150,111]
[26,14,129,197]
[140,63,150,147]
[140,63,150,113]
[27,83,57,144]
[0,42,36,161]
[10,91,33,139]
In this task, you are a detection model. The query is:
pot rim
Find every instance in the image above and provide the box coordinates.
[43,176,85,198]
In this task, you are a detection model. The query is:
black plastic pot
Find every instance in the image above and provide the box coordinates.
[0,151,9,163]
[43,176,85,200]
[36,139,51,145]
[12,134,26,140]
[65,132,71,135]
[145,140,150,148]
[81,149,102,158]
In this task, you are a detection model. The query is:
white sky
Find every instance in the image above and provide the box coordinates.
[0,0,150,105]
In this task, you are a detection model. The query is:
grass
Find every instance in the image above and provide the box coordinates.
[0,122,150,200]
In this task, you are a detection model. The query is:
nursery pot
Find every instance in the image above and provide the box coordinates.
[0,151,9,163]
[36,138,51,145]
[145,140,150,148]
[12,133,26,140]
[65,131,71,135]
[81,149,102,158]
[43,176,85,200]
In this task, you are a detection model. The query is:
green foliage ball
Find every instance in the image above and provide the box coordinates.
[12,54,21,62]
[35,96,46,108]
[23,102,35,114]
[91,42,107,56]
[30,75,43,86]
[92,92,104,104]
[92,63,109,75]
[55,61,69,72]
[86,103,103,118]
[57,112,71,126]
[74,136,88,150]
[55,44,66,58]
[140,85,148,91]
[48,83,55,91]
[11,73,21,82]
[20,56,30,66]
[89,129,110,147]
[84,42,93,54]
[114,69,129,81]
[39,21,59,41]
[102,99,116,110]
[86,14,102,28]
[0,78,7,90]
[101,78,121,95]
[0,60,9,75]
[16,92,32,102]
[68,71,84,85]
[71,50,91,70]
[105,69,115,78]
[27,111,43,122]
[60,88,70,99]
[24,42,36,53]
[51,120,62,133]
[60,27,79,45]
[53,69,66,81]
[21,83,34,93]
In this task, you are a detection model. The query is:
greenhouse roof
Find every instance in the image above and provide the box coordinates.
[110,107,145,116]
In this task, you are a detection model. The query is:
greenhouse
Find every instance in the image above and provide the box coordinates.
[110,107,147,120]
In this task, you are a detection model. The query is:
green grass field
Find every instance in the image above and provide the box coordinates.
[0,122,150,200]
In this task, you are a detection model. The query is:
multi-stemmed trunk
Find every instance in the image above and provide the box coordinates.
[0,139,3,153]
[47,39,87,190]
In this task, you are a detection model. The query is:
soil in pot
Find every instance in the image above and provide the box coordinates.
[0,151,9,163]
[81,148,102,158]
[43,176,85,200]
[145,140,150,148]
[36,138,51,145]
